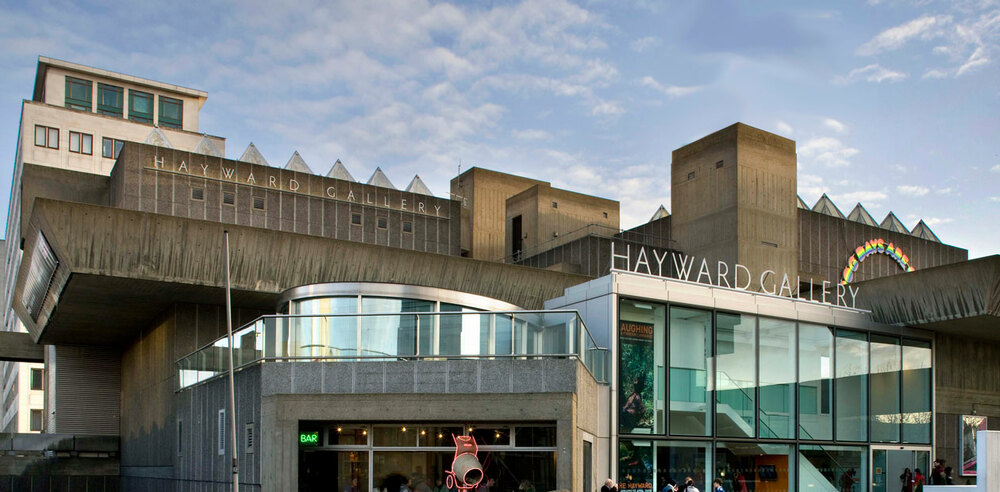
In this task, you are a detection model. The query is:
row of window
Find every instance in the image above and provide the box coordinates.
[65,76,183,128]
[34,124,127,159]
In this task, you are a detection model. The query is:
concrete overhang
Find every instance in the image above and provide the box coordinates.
[16,199,592,346]
[853,255,1000,340]
[0,332,44,362]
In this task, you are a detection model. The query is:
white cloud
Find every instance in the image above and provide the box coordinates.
[834,64,908,84]
[511,129,551,140]
[897,185,930,196]
[639,76,703,98]
[935,187,954,195]
[630,36,660,52]
[957,46,990,76]
[922,69,949,79]
[856,15,952,56]
[991,164,1000,173]
[832,190,889,205]
[991,196,1000,202]
[923,217,953,226]
[591,100,625,116]
[775,121,794,135]
[798,137,860,167]
[823,118,848,134]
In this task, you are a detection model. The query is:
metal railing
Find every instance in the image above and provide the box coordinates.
[177,310,608,389]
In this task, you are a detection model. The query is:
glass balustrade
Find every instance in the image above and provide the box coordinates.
[178,311,607,388]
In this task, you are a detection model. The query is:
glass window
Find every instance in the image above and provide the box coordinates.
[301,449,370,492]
[618,439,655,492]
[836,330,868,441]
[30,409,43,431]
[69,131,93,155]
[360,298,432,358]
[65,76,92,111]
[129,90,154,123]
[374,425,417,447]
[758,318,795,439]
[470,425,510,446]
[159,95,183,128]
[716,442,793,492]
[377,217,388,229]
[901,339,932,443]
[799,323,833,440]
[402,221,413,233]
[619,300,665,434]
[290,297,359,358]
[102,137,124,159]
[97,83,123,117]
[514,425,556,447]
[351,213,362,225]
[439,303,488,356]
[30,368,43,390]
[651,440,710,492]
[418,425,464,447]
[870,335,901,442]
[798,444,867,492]
[716,312,756,438]
[669,306,712,436]
[34,125,58,149]
[328,423,369,446]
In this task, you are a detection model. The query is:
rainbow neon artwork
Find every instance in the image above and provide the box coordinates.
[841,238,914,284]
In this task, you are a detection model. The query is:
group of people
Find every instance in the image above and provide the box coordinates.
[601,477,725,492]
[899,460,955,492]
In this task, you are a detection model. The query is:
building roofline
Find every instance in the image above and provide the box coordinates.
[33,56,209,102]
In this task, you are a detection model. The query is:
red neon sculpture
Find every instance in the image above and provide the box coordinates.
[445,434,484,491]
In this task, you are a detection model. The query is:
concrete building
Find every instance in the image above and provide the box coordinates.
[0,58,997,492]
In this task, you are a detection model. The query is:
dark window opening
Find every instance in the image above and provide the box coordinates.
[222,192,235,206]
[351,213,362,225]
[30,410,42,432]
[716,160,724,168]
[402,221,413,233]
[65,76,92,111]
[159,96,183,129]
[191,188,204,200]
[688,171,695,180]
[97,83,124,117]
[377,217,387,229]
[253,197,265,210]
[511,215,523,261]
[552,201,558,208]
[603,212,608,219]
[30,368,43,390]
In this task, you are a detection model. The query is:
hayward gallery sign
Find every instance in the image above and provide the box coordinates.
[610,242,860,309]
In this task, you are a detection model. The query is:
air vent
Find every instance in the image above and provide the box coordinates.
[23,233,58,321]
[191,188,204,200]
[222,192,235,206]
[218,409,226,456]
[245,423,255,454]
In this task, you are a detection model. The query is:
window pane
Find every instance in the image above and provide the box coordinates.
[160,96,183,128]
[98,83,123,116]
[798,444,867,492]
[870,335,901,442]
[301,449,369,492]
[438,303,488,356]
[716,312,756,438]
[514,426,556,447]
[651,440,710,492]
[114,140,124,158]
[47,128,58,149]
[65,77,92,110]
[35,126,45,146]
[902,339,932,443]
[289,297,358,358]
[618,439,655,492]
[360,298,432,358]
[619,299,665,434]
[30,410,42,431]
[70,132,80,152]
[129,90,153,122]
[799,323,833,440]
[836,330,868,441]
[374,425,416,447]
[328,423,369,445]
[418,425,464,447]
[103,137,113,158]
[717,442,793,492]
[470,426,509,446]
[669,306,711,436]
[30,369,43,390]
[82,134,92,154]
[759,318,795,439]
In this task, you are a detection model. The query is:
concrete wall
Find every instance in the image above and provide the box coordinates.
[111,143,461,256]
[933,333,1000,484]
[506,183,619,261]
[120,303,266,491]
[258,359,602,491]
[450,167,545,260]
[798,209,968,285]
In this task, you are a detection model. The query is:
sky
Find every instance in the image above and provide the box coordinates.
[0,0,998,258]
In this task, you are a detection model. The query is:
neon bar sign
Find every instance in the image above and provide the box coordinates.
[299,431,319,446]
[841,238,914,284]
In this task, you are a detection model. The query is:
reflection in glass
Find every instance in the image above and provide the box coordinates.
[654,440,709,492]
[716,313,756,438]
[361,298,432,358]
[300,450,369,492]
[291,297,358,358]
[758,318,795,439]
[799,323,833,440]
[439,304,488,356]
[619,300,665,434]
[836,330,869,442]
[716,442,792,492]
[902,339,932,443]
[799,444,867,492]
[669,307,712,436]
[870,335,901,442]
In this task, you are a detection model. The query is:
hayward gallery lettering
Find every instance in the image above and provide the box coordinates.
[610,242,861,308]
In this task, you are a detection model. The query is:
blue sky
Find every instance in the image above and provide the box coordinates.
[0,0,998,258]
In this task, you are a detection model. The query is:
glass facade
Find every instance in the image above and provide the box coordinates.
[617,297,933,492]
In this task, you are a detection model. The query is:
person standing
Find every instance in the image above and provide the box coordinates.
[944,466,954,485]
[913,469,925,492]
[711,478,724,492]
[682,476,700,492]
[601,478,619,492]
[900,468,913,492]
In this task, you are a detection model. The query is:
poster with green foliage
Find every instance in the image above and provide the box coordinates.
[618,440,653,491]
[619,320,653,433]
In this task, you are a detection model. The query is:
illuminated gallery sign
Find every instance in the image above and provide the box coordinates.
[841,238,914,284]
[611,242,859,308]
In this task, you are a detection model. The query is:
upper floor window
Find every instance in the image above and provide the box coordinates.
[97,83,124,117]
[159,96,183,129]
[34,125,58,149]
[102,137,125,159]
[30,368,43,390]
[129,90,154,123]
[65,76,92,111]
[69,131,93,155]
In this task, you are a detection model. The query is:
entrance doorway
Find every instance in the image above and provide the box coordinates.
[871,447,930,492]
